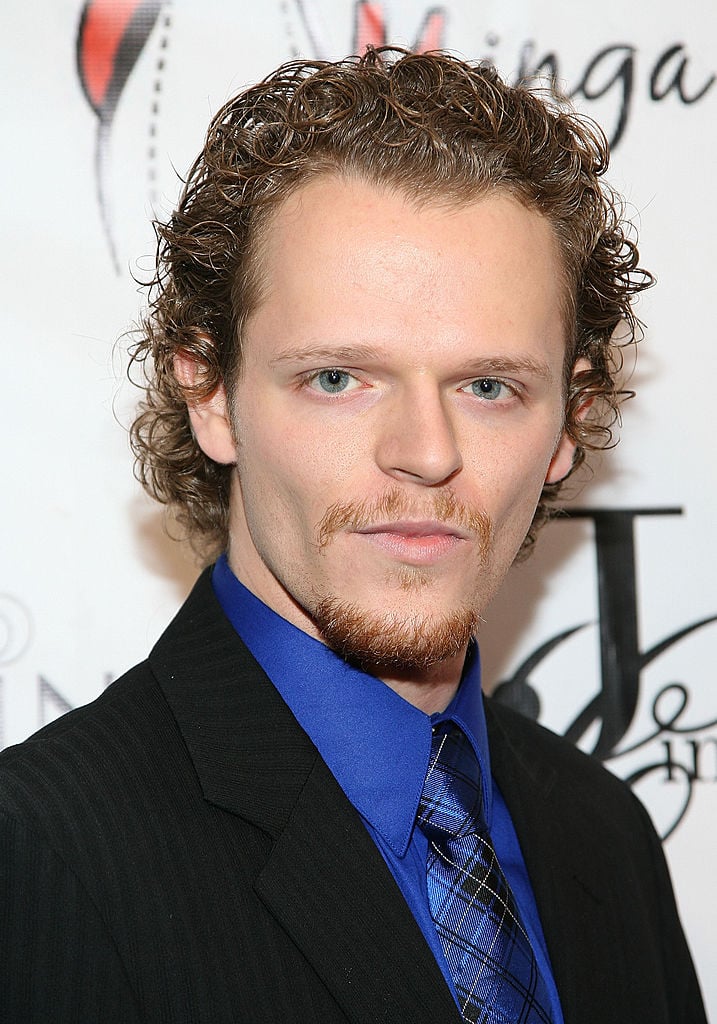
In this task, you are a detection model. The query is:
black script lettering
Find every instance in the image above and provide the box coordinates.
[661,738,684,783]
[495,508,717,759]
[561,508,681,756]
[493,623,587,722]
[650,44,715,104]
[572,44,635,148]
[614,682,717,758]
[653,682,690,733]
[516,40,560,86]
[510,36,713,151]
[688,736,717,783]
[652,736,717,834]
[516,41,634,148]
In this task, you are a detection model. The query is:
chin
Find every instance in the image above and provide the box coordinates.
[310,594,478,672]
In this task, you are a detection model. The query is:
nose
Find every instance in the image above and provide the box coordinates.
[375,382,463,486]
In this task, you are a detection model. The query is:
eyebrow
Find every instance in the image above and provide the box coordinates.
[269,343,386,367]
[269,344,556,383]
[461,356,556,383]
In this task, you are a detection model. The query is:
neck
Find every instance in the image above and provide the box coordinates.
[375,647,469,714]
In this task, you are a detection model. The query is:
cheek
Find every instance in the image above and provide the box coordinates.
[470,429,555,500]
[245,409,363,506]
[472,442,555,540]
[235,428,341,550]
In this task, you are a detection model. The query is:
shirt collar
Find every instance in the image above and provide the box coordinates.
[212,554,492,856]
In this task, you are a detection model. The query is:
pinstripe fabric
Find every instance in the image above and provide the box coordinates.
[0,572,706,1021]
[417,722,553,1024]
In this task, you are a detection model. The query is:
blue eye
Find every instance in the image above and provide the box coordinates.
[471,378,505,400]
[314,369,353,394]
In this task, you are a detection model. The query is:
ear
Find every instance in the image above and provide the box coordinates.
[174,350,237,466]
[544,357,592,485]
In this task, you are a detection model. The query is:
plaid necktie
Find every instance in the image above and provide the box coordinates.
[417,722,553,1024]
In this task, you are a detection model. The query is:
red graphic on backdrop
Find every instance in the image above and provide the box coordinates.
[76,0,164,269]
[354,3,445,54]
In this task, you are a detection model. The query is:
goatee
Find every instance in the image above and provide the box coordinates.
[311,598,478,672]
[312,486,491,672]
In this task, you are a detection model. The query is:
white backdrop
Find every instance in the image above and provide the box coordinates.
[2,0,715,1013]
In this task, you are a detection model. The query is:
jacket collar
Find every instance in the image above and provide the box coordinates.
[485,698,625,1024]
[149,569,462,1024]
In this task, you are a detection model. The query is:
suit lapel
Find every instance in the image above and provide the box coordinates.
[485,699,630,1024]
[255,755,460,1024]
[150,571,460,1024]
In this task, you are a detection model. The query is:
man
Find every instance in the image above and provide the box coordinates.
[0,49,706,1023]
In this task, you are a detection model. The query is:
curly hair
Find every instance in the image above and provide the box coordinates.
[129,47,652,562]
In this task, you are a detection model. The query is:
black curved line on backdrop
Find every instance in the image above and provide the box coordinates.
[562,614,717,751]
[76,0,164,271]
[495,613,717,761]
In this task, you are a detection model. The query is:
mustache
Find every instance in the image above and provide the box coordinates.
[316,488,492,550]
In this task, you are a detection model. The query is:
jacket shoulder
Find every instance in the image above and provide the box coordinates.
[485,696,707,1023]
[485,695,638,808]
[0,660,192,838]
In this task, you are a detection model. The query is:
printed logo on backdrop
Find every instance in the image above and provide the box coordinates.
[494,508,717,840]
[3,510,715,840]
[73,0,715,273]
[0,595,112,752]
[76,0,167,271]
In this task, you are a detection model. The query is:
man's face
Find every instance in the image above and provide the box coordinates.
[195,176,579,673]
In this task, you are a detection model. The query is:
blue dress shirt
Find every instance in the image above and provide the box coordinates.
[212,554,563,1022]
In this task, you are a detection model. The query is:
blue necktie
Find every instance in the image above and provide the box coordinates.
[417,722,553,1024]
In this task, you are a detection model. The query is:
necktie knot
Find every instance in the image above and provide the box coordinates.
[417,722,485,841]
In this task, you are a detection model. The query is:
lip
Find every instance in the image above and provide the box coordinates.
[356,519,469,539]
[354,520,469,565]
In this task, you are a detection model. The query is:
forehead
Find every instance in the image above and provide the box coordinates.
[244,175,567,370]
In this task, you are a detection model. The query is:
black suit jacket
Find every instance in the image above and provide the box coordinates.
[0,571,707,1022]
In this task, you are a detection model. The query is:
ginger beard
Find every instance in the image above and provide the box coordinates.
[307,488,493,672]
